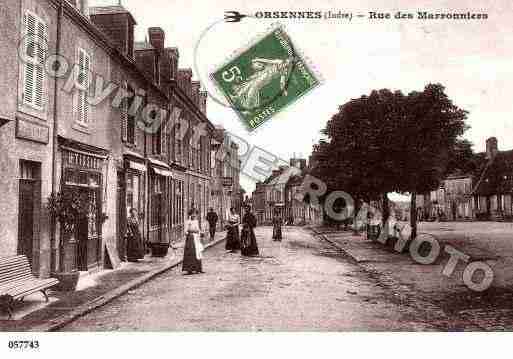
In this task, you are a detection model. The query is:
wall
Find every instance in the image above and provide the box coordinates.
[0,0,58,277]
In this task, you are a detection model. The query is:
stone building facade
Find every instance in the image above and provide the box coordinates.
[0,0,232,279]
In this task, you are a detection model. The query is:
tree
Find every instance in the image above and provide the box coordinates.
[396,84,469,238]
[311,83,470,241]
[311,89,408,232]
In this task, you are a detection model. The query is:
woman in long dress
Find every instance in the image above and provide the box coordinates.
[182,209,205,274]
[225,207,241,252]
[272,211,283,242]
[241,206,259,257]
[126,208,145,262]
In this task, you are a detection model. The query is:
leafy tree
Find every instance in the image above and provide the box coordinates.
[311,83,470,240]
[311,89,408,232]
[396,84,469,238]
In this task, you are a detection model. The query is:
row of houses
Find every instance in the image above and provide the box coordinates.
[0,0,242,279]
[398,137,513,222]
[252,157,323,226]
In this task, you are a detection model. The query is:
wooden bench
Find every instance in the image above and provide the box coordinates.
[0,255,59,319]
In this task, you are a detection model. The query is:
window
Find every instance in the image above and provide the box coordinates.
[76,48,91,125]
[161,120,167,155]
[173,180,184,226]
[126,85,136,145]
[126,173,140,214]
[22,11,47,110]
[151,108,162,155]
[151,175,164,227]
[173,123,182,163]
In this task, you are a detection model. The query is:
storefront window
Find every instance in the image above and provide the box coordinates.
[173,180,184,226]
[151,175,164,227]
[126,172,140,214]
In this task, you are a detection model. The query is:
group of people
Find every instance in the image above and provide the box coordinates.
[224,207,260,256]
[183,206,264,275]
[124,205,284,276]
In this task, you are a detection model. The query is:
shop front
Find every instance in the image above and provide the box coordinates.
[169,173,185,243]
[58,139,108,273]
[147,159,172,257]
[116,154,146,262]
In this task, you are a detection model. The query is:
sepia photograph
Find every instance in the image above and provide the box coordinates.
[0,0,512,357]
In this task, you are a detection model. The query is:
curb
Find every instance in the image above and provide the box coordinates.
[309,227,362,265]
[30,236,227,332]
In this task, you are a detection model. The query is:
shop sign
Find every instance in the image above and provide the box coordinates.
[16,118,49,144]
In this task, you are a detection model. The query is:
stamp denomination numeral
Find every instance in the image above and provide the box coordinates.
[222,66,242,83]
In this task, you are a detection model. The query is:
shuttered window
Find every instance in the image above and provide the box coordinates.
[121,82,128,141]
[76,48,91,125]
[161,120,167,155]
[22,11,47,110]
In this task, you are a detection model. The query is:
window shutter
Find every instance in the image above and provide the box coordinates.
[23,12,47,109]
[24,13,37,61]
[161,122,167,155]
[133,119,137,147]
[77,49,91,124]
[121,82,128,142]
[24,62,35,105]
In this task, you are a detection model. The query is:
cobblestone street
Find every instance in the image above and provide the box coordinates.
[61,226,443,331]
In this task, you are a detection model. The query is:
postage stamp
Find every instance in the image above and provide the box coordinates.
[210,24,321,131]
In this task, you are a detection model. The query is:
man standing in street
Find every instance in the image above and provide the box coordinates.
[206,207,219,241]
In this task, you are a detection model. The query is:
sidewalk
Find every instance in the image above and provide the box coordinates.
[309,223,513,330]
[0,231,226,332]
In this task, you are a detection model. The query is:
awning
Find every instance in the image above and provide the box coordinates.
[151,166,173,177]
[127,160,146,172]
[148,157,170,169]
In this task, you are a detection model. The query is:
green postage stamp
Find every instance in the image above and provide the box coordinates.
[210,24,321,131]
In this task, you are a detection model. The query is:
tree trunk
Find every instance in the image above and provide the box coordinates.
[380,193,390,240]
[410,192,417,240]
[382,193,390,227]
[353,198,360,236]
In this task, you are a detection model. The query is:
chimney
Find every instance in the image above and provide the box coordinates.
[148,27,165,52]
[81,0,89,17]
[290,158,307,172]
[90,5,136,58]
[165,47,179,80]
[486,137,498,160]
[177,69,192,97]
[199,91,207,114]
[191,81,200,107]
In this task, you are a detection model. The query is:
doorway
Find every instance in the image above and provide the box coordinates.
[18,161,41,268]
[75,188,101,271]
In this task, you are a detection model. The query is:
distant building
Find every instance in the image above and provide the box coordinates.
[410,137,513,222]
[252,157,322,225]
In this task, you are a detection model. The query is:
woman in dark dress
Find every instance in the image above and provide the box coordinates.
[182,209,205,275]
[241,206,259,256]
[225,207,241,252]
[272,211,283,241]
[126,208,145,262]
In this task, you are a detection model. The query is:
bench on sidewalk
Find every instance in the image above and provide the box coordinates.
[0,255,59,319]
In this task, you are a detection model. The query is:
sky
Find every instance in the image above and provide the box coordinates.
[90,0,513,198]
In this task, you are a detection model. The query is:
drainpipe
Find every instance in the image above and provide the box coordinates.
[50,0,63,274]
